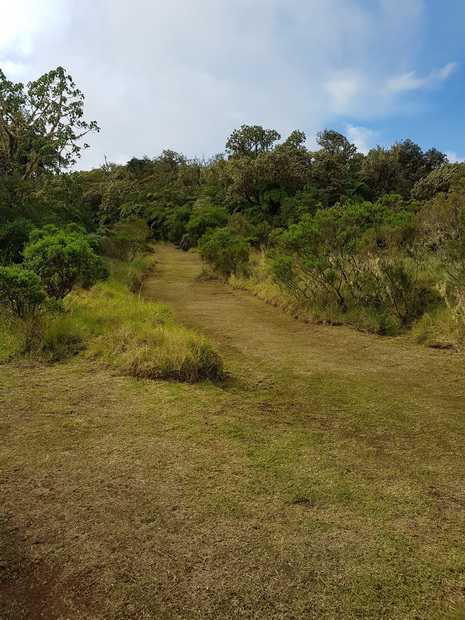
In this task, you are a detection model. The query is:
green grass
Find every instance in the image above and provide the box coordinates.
[0,255,223,382]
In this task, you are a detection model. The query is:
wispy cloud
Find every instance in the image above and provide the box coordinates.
[387,63,458,93]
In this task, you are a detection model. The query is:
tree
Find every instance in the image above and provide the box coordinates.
[361,146,401,199]
[0,66,99,180]
[225,125,281,158]
[0,264,46,317]
[198,227,249,277]
[310,129,362,203]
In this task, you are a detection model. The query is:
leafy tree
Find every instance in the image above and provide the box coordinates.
[101,217,152,260]
[361,147,402,199]
[198,227,249,277]
[126,156,154,180]
[185,199,228,246]
[390,140,448,196]
[0,264,46,317]
[23,225,107,299]
[223,128,310,215]
[0,218,34,264]
[0,67,99,180]
[226,125,281,158]
[411,163,465,201]
[310,129,362,204]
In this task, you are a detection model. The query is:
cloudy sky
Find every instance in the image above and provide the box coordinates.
[1,0,464,169]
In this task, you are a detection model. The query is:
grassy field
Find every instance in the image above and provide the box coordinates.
[1,245,465,618]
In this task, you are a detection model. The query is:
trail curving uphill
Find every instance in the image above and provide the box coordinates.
[144,244,464,412]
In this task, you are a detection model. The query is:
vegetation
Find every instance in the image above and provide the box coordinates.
[2,246,465,619]
[2,66,463,347]
[2,66,465,618]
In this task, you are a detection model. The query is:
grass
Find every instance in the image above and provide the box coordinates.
[1,244,465,618]
[0,255,223,382]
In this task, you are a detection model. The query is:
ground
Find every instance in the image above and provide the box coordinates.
[1,244,465,618]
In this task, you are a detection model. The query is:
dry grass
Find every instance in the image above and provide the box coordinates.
[1,245,465,618]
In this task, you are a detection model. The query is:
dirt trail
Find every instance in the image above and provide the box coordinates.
[144,244,464,409]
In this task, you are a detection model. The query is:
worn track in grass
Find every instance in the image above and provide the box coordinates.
[1,244,465,619]
[145,244,464,411]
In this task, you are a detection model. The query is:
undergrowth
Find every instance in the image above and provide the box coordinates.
[227,249,465,346]
[0,254,224,382]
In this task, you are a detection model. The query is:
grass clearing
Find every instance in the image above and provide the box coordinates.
[1,245,465,618]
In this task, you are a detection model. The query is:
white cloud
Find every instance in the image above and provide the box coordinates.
[325,78,359,111]
[445,152,465,164]
[345,125,380,154]
[387,63,458,93]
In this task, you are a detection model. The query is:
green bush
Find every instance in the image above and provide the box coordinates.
[185,200,228,247]
[0,265,46,317]
[23,225,108,299]
[0,218,34,264]
[198,227,250,278]
[100,217,152,261]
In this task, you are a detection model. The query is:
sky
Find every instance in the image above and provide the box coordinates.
[1,0,464,170]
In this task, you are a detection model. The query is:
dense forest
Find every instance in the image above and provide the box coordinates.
[2,67,465,354]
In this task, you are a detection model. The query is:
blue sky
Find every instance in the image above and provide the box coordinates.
[1,0,464,169]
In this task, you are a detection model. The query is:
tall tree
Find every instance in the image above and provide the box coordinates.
[225,125,281,158]
[0,66,99,180]
[310,129,362,203]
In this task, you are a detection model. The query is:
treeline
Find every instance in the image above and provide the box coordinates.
[1,67,465,346]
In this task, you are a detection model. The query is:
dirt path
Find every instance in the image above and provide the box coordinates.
[144,244,464,415]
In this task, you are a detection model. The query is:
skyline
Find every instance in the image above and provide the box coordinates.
[1,0,464,170]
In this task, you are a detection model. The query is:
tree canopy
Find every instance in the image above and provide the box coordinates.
[0,66,99,180]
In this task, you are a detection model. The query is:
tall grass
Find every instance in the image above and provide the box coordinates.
[0,256,224,382]
[72,280,224,381]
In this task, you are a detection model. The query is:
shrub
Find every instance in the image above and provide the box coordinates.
[100,217,152,261]
[23,225,108,299]
[0,218,34,264]
[0,264,46,317]
[198,227,250,278]
[185,200,228,247]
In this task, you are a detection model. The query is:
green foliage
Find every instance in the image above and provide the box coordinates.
[226,125,281,158]
[198,227,250,278]
[0,66,99,179]
[184,200,228,247]
[270,202,436,329]
[0,218,34,264]
[411,163,465,201]
[0,255,224,381]
[0,264,46,317]
[100,217,152,260]
[23,225,107,299]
